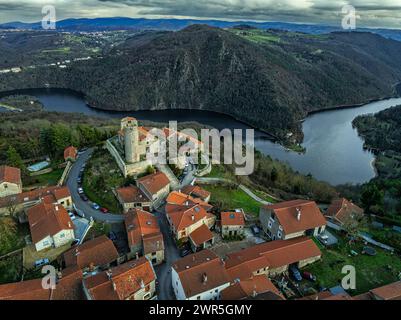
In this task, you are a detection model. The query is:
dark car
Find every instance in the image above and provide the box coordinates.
[80,194,88,202]
[108,231,117,241]
[180,248,191,257]
[303,271,317,282]
[289,265,303,282]
[100,207,109,213]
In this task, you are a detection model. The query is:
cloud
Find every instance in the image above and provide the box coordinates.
[0,0,400,29]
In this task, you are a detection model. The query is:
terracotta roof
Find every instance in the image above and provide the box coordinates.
[0,165,21,186]
[221,275,283,300]
[64,146,77,160]
[172,250,230,298]
[116,185,150,204]
[0,266,83,300]
[51,266,84,300]
[63,235,119,270]
[0,185,71,208]
[225,237,321,277]
[0,278,50,300]
[181,185,211,201]
[298,290,334,300]
[326,198,364,224]
[189,224,214,247]
[84,257,156,300]
[143,233,164,255]
[370,281,401,300]
[264,200,326,235]
[221,211,245,227]
[137,171,170,196]
[322,293,353,300]
[166,203,212,232]
[167,191,212,211]
[125,209,164,253]
[27,202,74,244]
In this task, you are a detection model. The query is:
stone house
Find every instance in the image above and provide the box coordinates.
[221,210,245,238]
[64,146,78,162]
[0,165,22,198]
[325,198,364,226]
[83,257,157,300]
[224,237,321,280]
[125,208,164,265]
[181,185,211,203]
[115,185,152,213]
[136,171,170,209]
[260,200,326,240]
[172,250,231,300]
[62,235,119,273]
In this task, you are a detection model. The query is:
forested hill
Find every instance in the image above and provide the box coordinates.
[1,25,401,141]
[353,105,401,154]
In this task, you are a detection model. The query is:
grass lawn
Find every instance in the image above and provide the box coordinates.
[29,168,64,187]
[253,189,278,203]
[201,184,261,216]
[207,165,232,179]
[83,149,125,214]
[303,234,401,295]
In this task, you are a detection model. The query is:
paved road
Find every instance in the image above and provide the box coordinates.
[67,148,125,223]
[154,206,181,300]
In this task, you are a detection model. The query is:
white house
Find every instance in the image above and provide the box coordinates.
[172,250,230,300]
[27,202,75,251]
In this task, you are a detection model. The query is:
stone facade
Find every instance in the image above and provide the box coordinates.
[222,224,245,238]
[0,181,22,198]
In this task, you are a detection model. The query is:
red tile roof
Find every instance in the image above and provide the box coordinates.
[167,191,212,211]
[225,237,321,278]
[181,185,211,201]
[0,185,71,208]
[0,266,83,300]
[326,198,364,224]
[116,185,150,204]
[173,250,230,298]
[166,203,211,232]
[0,165,21,186]
[84,257,156,300]
[27,202,74,244]
[137,171,170,196]
[221,211,245,227]
[264,200,326,235]
[64,146,77,160]
[371,281,401,300]
[189,224,214,247]
[63,235,119,270]
[125,209,164,254]
[221,275,283,300]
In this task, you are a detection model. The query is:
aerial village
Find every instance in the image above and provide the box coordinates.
[0,116,400,301]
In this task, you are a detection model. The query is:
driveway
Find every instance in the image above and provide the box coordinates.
[66,148,125,223]
[154,205,181,300]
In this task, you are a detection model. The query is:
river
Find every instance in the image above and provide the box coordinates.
[2,88,401,185]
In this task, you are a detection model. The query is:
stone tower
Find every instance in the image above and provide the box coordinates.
[121,117,139,163]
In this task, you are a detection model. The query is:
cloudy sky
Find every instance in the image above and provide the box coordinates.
[0,0,400,29]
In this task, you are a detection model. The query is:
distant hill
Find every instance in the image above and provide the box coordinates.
[1,17,401,41]
[1,25,401,142]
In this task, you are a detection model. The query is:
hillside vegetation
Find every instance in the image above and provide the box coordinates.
[1,26,401,143]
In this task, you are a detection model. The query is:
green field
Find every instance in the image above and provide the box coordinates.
[303,234,401,295]
[201,184,261,216]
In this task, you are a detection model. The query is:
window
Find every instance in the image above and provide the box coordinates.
[4,184,8,189]
[197,296,201,300]
[277,231,282,238]
[60,233,65,238]
[268,221,272,228]
[271,212,275,220]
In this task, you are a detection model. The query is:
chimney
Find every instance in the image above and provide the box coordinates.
[55,205,59,211]
[106,269,112,280]
[296,208,301,221]
[185,201,189,206]
[140,279,145,289]
[112,281,117,291]
[191,214,194,221]
[202,273,208,284]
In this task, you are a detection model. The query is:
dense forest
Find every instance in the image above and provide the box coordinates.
[1,26,401,143]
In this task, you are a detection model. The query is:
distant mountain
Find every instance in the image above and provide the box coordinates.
[1,17,401,41]
[1,25,401,142]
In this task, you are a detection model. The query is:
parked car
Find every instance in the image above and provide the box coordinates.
[251,225,260,236]
[180,248,191,257]
[303,271,317,282]
[80,194,88,202]
[70,239,80,247]
[100,207,109,213]
[34,258,50,268]
[289,265,303,282]
[77,187,84,194]
[108,231,117,241]
[68,211,76,221]
[92,203,100,210]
